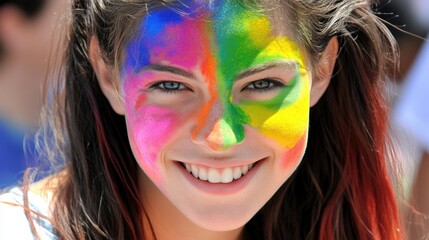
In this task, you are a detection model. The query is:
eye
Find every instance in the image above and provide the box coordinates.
[149,81,189,93]
[243,79,284,92]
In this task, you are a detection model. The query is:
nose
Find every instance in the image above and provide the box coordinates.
[192,100,245,151]
[205,117,240,150]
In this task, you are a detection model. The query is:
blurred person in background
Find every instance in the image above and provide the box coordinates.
[396,39,429,239]
[0,0,68,188]
[393,0,429,238]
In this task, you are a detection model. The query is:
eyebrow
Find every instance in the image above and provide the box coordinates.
[235,61,298,81]
[141,61,297,81]
[141,64,195,79]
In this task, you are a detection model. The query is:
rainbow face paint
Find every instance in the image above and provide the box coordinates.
[121,1,310,181]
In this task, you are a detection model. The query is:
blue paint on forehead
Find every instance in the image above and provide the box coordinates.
[123,8,186,73]
[122,0,257,74]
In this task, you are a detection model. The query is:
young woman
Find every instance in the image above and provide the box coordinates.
[0,0,401,239]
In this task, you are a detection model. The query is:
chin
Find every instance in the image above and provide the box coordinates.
[186,208,256,232]
[172,192,266,232]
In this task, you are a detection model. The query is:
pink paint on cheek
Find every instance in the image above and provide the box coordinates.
[121,73,154,111]
[281,133,308,170]
[127,105,180,184]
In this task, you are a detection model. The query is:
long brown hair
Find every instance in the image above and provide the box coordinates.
[34,0,401,239]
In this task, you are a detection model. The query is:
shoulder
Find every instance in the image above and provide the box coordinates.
[0,185,56,239]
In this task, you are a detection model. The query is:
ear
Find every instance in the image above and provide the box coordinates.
[89,37,125,115]
[310,37,338,107]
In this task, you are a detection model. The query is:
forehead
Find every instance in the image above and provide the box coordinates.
[122,0,307,80]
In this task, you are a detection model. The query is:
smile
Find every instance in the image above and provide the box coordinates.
[181,162,256,184]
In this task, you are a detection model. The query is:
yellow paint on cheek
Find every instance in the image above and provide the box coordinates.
[241,36,311,148]
[242,73,310,148]
[260,76,310,148]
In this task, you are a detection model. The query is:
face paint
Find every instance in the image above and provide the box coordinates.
[122,9,214,181]
[122,1,310,180]
[117,1,317,231]
[213,3,310,152]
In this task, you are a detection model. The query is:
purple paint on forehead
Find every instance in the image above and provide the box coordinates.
[123,8,185,73]
[123,0,240,74]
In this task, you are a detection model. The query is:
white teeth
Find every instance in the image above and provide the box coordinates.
[199,168,208,181]
[241,165,248,175]
[191,165,199,178]
[221,168,233,183]
[208,169,221,183]
[183,162,256,183]
[233,167,242,180]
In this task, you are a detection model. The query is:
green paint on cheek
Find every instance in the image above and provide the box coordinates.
[240,74,300,109]
[240,73,310,148]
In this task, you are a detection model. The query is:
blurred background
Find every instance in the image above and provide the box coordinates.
[379,0,428,184]
[382,0,429,238]
[0,0,428,238]
[0,0,68,188]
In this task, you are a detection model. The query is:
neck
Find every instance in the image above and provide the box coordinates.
[138,171,244,240]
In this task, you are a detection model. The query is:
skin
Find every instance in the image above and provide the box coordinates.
[94,1,338,239]
[122,1,310,182]
[122,1,309,235]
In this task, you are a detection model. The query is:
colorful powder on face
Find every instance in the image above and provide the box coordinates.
[239,72,309,149]
[122,1,311,172]
[212,2,310,149]
[281,133,308,169]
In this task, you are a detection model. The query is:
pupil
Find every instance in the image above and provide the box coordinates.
[254,80,270,89]
[164,82,180,90]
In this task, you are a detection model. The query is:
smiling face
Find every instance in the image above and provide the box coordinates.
[120,1,310,231]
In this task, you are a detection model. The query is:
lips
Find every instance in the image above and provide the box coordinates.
[182,162,255,183]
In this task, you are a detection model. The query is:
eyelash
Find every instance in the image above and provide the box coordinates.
[149,79,285,94]
[242,79,285,92]
[149,81,189,94]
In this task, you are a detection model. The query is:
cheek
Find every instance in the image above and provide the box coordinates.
[246,106,309,170]
[240,74,310,169]
[280,132,307,170]
[125,103,180,184]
